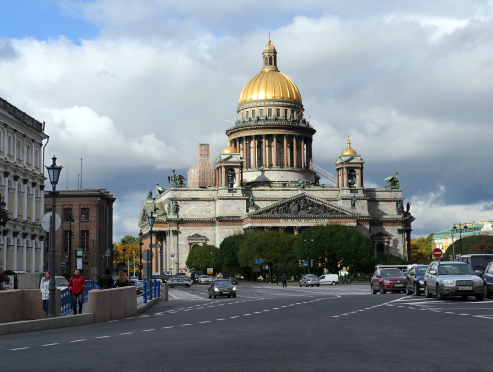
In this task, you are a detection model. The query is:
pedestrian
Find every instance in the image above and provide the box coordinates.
[114,271,129,287]
[281,273,287,288]
[100,268,114,289]
[40,271,54,317]
[68,269,86,315]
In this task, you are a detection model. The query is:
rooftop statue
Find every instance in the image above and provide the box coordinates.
[146,189,153,200]
[298,178,306,189]
[249,195,255,208]
[350,194,357,208]
[384,172,401,190]
[155,183,166,195]
[168,170,187,188]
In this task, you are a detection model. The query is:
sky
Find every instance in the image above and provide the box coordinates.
[1,0,493,240]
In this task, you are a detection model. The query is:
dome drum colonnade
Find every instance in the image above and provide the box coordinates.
[224,39,317,185]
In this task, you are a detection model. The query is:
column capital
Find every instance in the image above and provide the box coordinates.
[273,133,278,138]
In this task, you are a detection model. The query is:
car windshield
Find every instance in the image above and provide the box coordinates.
[215,280,232,286]
[200,275,209,278]
[381,270,404,277]
[56,278,69,287]
[135,281,144,286]
[471,256,493,270]
[416,267,427,275]
[438,264,475,275]
[307,275,318,279]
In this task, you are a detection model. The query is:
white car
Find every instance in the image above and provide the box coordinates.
[199,275,212,284]
[319,274,339,285]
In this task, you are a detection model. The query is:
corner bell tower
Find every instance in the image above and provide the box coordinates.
[334,137,365,188]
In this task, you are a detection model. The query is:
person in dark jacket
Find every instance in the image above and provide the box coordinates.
[114,271,129,287]
[281,274,287,288]
[100,268,114,289]
[68,270,86,315]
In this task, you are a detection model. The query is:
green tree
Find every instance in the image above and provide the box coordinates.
[217,232,251,279]
[295,225,374,276]
[238,230,299,279]
[113,235,140,275]
[443,235,493,260]
[185,245,219,274]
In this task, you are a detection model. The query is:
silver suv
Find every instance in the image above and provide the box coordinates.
[424,261,484,301]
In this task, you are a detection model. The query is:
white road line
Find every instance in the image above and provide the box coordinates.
[107,320,119,323]
[95,336,111,339]
[41,343,59,347]
[459,314,470,316]
[262,310,270,312]
[70,339,86,343]
[199,321,211,324]
[243,314,251,316]
[142,329,155,332]
[216,318,226,321]
[181,324,192,326]
[139,315,150,318]
[162,326,175,329]
[125,317,136,320]
[119,332,134,335]
[11,347,30,350]
[253,312,261,314]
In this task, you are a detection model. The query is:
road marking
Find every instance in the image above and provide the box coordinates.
[243,314,251,316]
[139,315,150,318]
[142,329,155,332]
[107,320,119,323]
[162,326,175,329]
[445,312,455,314]
[180,324,192,326]
[125,317,136,320]
[272,308,279,310]
[70,339,86,343]
[216,318,226,321]
[41,343,59,347]
[253,312,261,314]
[119,332,134,335]
[199,321,211,324]
[95,336,111,339]
[11,347,30,350]
[459,314,470,316]
[230,316,240,318]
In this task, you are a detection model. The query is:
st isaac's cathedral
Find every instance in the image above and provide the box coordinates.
[138,39,414,275]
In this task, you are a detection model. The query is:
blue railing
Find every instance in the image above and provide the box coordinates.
[61,280,99,316]
[137,279,160,305]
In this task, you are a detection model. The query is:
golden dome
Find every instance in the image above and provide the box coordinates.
[239,70,302,104]
[222,139,237,154]
[264,39,276,51]
[341,137,357,155]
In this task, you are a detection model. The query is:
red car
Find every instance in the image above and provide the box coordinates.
[371,268,406,294]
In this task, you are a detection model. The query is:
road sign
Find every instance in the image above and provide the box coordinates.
[254,258,263,264]
[433,248,443,259]
[61,261,66,269]
[207,267,213,274]
[41,212,62,233]
[303,261,308,267]
[142,250,154,261]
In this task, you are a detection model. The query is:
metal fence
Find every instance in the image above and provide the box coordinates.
[61,280,99,316]
[137,279,160,305]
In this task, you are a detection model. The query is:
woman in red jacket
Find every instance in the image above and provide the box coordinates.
[68,269,86,315]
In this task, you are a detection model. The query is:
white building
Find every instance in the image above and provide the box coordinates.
[0,97,48,273]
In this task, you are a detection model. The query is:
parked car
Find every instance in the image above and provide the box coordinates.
[230,277,238,285]
[319,274,339,285]
[191,271,204,284]
[423,261,484,300]
[405,265,428,296]
[371,268,406,294]
[179,276,192,283]
[161,275,173,283]
[299,274,320,287]
[199,275,212,284]
[483,262,493,298]
[131,280,144,295]
[457,254,493,276]
[208,279,237,298]
[167,277,191,288]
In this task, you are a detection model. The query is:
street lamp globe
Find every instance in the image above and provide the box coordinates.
[148,212,155,227]
[45,155,63,189]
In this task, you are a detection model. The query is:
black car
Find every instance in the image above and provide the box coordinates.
[191,271,203,284]
[458,254,493,276]
[230,277,238,285]
[208,279,237,298]
[405,265,428,296]
[483,262,493,298]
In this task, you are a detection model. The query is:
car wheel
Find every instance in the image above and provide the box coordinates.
[331,281,335,286]
[227,295,231,298]
[371,284,377,294]
[379,284,386,294]
[476,294,484,301]
[233,295,236,298]
[317,284,320,287]
[406,286,412,296]
[208,293,211,298]
[425,284,432,298]
[185,284,190,288]
[414,283,421,296]
[169,284,174,288]
[436,285,445,300]
[305,283,308,287]
[311,285,314,287]
[484,285,492,299]
[213,294,217,298]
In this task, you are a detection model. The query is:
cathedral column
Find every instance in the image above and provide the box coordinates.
[235,139,239,153]
[273,134,278,166]
[336,169,340,188]
[308,138,313,164]
[301,136,305,168]
[262,135,267,167]
[283,135,288,168]
[222,167,226,186]
[152,234,158,274]
[360,166,364,187]
[293,136,298,168]
[252,136,257,168]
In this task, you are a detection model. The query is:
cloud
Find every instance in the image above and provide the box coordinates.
[0,37,20,61]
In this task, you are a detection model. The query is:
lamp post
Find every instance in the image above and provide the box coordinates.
[45,155,62,318]
[66,214,75,275]
[148,212,155,281]
[133,250,136,277]
[451,226,455,261]
[303,228,314,274]
[453,223,468,256]
[139,229,143,280]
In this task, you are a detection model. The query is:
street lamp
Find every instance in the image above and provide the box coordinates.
[139,229,143,280]
[45,155,62,318]
[303,228,314,274]
[133,250,136,277]
[453,223,468,256]
[148,212,155,281]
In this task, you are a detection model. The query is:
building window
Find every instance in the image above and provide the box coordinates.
[252,109,256,118]
[63,230,70,253]
[246,141,251,168]
[34,149,39,168]
[277,141,284,167]
[17,140,21,160]
[81,208,89,221]
[264,57,268,66]
[245,111,249,118]
[81,230,89,252]
[268,108,272,117]
[276,108,280,117]
[8,136,12,156]
[259,109,264,117]
[63,208,72,221]
[26,145,31,164]
[0,130,2,151]
[284,109,288,118]
[269,56,272,65]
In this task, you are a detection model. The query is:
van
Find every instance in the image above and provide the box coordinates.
[457,254,493,275]
[319,274,339,285]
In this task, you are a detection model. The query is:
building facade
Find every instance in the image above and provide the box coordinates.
[0,97,48,273]
[43,189,115,279]
[138,40,414,275]
[432,221,493,254]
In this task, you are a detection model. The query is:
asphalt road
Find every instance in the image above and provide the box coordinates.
[1,283,493,371]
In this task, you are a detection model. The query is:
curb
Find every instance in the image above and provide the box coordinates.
[137,297,163,314]
[0,314,94,336]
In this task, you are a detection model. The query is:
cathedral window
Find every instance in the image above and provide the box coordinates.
[284,109,288,118]
[265,57,268,66]
[245,111,249,118]
[277,141,284,167]
[246,141,251,168]
[257,141,263,166]
[259,109,264,117]
[274,56,277,66]
[276,108,280,117]
[252,109,256,118]
[269,56,272,65]
[268,108,272,117]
